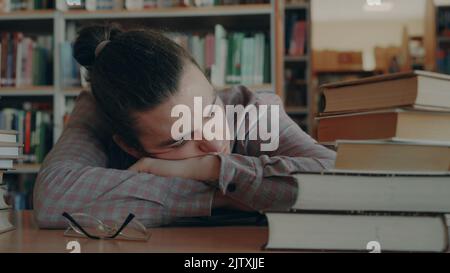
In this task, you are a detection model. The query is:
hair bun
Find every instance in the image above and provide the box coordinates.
[73,24,123,67]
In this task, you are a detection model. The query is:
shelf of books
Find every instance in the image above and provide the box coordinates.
[0,9,54,20]
[436,4,450,74]
[0,0,55,201]
[281,0,311,133]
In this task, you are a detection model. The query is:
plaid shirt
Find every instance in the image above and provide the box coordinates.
[34,86,336,228]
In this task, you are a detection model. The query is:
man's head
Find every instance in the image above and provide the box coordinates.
[73,25,230,160]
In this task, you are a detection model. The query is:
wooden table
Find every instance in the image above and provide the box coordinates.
[0,211,269,253]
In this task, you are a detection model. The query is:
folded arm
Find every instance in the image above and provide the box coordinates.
[127,89,336,212]
[214,90,336,211]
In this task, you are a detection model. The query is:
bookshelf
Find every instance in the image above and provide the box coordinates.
[0,1,283,178]
[279,0,312,133]
[0,9,55,20]
[432,1,450,74]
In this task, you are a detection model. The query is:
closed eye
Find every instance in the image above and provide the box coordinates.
[168,138,188,149]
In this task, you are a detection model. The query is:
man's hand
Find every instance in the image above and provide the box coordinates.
[128,155,221,183]
[130,156,255,212]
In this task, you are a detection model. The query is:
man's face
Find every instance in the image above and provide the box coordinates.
[128,63,231,160]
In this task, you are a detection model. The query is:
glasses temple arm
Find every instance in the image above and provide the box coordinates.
[109,213,136,239]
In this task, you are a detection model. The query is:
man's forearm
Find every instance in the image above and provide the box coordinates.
[212,191,254,211]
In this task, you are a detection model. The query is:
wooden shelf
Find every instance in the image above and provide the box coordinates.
[285,106,308,115]
[285,55,308,62]
[64,84,273,97]
[7,163,41,174]
[0,10,55,20]
[0,4,272,21]
[216,84,273,92]
[290,79,308,85]
[63,4,272,20]
[285,2,309,10]
[62,87,86,97]
[0,86,54,96]
[0,5,271,22]
[438,36,450,43]
[313,69,380,74]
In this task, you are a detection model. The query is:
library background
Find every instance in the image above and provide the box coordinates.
[0,0,444,210]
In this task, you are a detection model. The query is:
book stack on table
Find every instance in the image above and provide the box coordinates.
[0,130,21,234]
[265,71,450,252]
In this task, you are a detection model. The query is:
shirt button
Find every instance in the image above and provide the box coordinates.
[227,183,237,193]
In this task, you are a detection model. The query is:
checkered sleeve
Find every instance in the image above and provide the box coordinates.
[216,87,336,211]
[33,91,214,228]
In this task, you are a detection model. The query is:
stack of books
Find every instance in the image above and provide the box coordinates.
[0,130,20,234]
[265,71,450,252]
[0,104,53,164]
[0,172,14,235]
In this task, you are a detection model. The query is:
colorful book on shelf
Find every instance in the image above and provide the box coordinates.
[285,10,306,57]
[60,41,81,87]
[0,0,55,12]
[288,20,306,56]
[316,109,450,144]
[85,0,121,10]
[170,27,270,88]
[0,32,52,88]
[436,48,450,75]
[211,24,228,87]
[241,35,253,86]
[265,212,448,252]
[319,70,450,115]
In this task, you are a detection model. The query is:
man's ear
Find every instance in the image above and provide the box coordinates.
[113,135,143,159]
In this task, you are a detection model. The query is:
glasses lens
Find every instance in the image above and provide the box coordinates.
[103,218,149,240]
[69,214,117,238]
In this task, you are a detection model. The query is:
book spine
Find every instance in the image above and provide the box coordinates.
[24,110,31,155]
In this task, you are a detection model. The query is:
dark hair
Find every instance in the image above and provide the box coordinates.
[73,24,198,150]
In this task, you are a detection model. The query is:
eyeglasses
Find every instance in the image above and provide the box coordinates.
[62,212,150,241]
